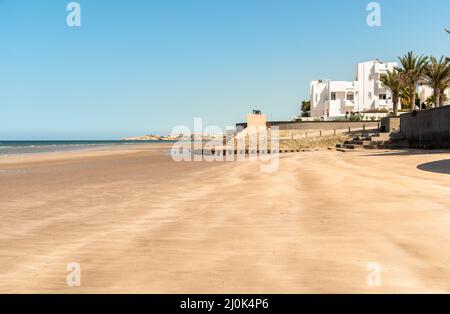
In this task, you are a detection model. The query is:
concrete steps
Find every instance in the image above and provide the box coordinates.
[343,144,361,150]
[370,133,391,141]
[338,131,407,152]
[336,130,410,153]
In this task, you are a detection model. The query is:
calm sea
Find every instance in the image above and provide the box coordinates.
[0,140,172,156]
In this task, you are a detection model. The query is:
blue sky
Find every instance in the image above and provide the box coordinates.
[0,0,449,139]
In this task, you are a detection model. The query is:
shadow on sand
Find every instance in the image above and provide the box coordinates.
[417,159,450,174]
[362,149,450,157]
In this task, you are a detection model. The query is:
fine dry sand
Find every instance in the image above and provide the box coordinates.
[0,144,449,293]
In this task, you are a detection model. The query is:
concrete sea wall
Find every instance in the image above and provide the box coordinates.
[236,121,380,131]
[400,106,450,148]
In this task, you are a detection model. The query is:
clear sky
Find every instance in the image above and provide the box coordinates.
[1,0,449,139]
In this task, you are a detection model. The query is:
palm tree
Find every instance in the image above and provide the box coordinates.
[445,28,449,59]
[400,86,412,109]
[380,70,402,116]
[399,87,421,110]
[423,56,450,107]
[396,51,429,111]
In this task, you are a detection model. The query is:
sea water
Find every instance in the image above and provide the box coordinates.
[0,140,170,156]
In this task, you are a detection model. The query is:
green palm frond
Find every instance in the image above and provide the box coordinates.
[396,52,429,110]
[423,55,450,106]
[380,70,402,92]
[380,70,403,115]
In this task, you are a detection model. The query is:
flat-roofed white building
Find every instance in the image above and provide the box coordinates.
[418,84,450,106]
[310,60,399,118]
[310,80,358,118]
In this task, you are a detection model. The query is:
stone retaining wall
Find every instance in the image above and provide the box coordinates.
[400,106,450,148]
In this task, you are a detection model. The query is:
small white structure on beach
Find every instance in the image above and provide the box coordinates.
[246,112,267,128]
[310,60,399,118]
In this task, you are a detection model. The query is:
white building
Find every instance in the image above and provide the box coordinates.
[310,60,399,118]
[418,84,450,106]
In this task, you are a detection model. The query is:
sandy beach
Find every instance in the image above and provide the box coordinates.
[0,144,449,293]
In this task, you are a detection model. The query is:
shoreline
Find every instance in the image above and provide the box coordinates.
[0,143,174,166]
[0,140,176,157]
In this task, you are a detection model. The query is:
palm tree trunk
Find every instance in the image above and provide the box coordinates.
[433,89,441,107]
[438,89,445,107]
[393,95,398,116]
[410,89,416,111]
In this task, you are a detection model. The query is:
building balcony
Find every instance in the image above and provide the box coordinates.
[327,99,356,111]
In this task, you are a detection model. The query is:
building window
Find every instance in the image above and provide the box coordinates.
[331,92,336,100]
[315,94,318,102]
[379,94,387,100]
[368,92,372,99]
[346,93,354,101]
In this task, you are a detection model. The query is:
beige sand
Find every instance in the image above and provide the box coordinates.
[0,145,449,293]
